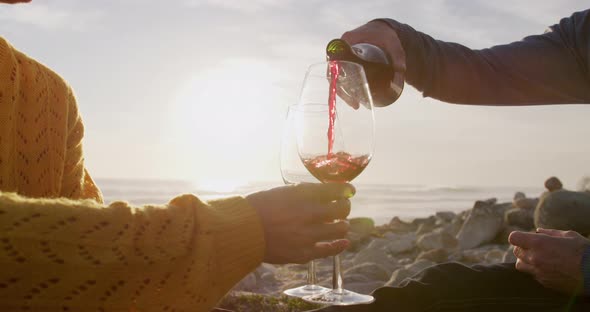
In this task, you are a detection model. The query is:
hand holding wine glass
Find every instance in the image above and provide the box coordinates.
[246,183,354,264]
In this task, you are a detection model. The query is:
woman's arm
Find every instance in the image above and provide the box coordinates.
[0,191,265,311]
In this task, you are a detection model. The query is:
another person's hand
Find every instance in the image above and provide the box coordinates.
[246,183,354,264]
[509,228,590,295]
[341,20,407,77]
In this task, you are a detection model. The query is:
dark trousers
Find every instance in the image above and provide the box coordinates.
[315,262,590,312]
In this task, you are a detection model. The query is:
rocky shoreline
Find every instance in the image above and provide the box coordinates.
[220,176,590,311]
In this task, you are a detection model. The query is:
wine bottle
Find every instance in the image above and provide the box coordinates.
[326,39,404,107]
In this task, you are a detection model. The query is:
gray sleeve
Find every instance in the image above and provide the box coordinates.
[378,9,590,105]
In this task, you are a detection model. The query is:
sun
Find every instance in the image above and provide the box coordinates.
[164,58,286,190]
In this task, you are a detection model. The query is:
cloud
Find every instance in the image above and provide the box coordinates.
[182,0,293,13]
[0,2,103,31]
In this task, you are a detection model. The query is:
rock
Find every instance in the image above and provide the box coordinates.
[344,263,390,281]
[343,273,371,284]
[344,281,384,295]
[461,250,487,264]
[457,210,470,221]
[485,248,506,264]
[342,257,354,268]
[545,176,563,192]
[388,217,417,233]
[416,222,437,235]
[382,232,417,254]
[513,192,526,201]
[412,216,436,227]
[293,272,306,280]
[406,259,436,273]
[349,217,375,236]
[416,233,440,251]
[436,221,463,237]
[578,176,590,193]
[447,218,464,237]
[503,246,517,262]
[505,208,535,230]
[385,268,413,287]
[362,237,388,252]
[535,190,590,235]
[385,259,436,287]
[447,250,463,262]
[513,197,539,210]
[435,211,456,223]
[352,242,397,272]
[416,229,457,251]
[234,273,257,291]
[474,198,497,208]
[256,263,277,276]
[397,258,413,265]
[319,275,384,295]
[417,248,448,263]
[456,201,511,250]
[461,246,496,264]
[347,232,370,252]
[364,233,416,255]
[255,263,278,284]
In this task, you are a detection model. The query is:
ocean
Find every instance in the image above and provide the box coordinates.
[97,179,544,225]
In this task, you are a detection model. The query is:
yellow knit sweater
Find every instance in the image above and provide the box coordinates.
[0,37,265,311]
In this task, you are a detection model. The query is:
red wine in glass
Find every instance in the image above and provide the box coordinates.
[302,152,370,183]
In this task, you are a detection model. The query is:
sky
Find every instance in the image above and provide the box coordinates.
[1,0,589,191]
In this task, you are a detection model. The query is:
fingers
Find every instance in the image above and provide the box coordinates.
[341,21,406,73]
[537,228,580,238]
[536,228,567,237]
[515,258,536,275]
[303,198,352,223]
[295,182,355,202]
[341,28,367,46]
[376,23,406,73]
[509,231,541,249]
[308,221,350,242]
[326,199,352,221]
[513,246,535,265]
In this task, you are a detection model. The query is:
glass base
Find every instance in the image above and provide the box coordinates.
[283,284,329,298]
[303,289,374,306]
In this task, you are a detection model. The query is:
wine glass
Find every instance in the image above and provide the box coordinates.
[280,105,330,298]
[295,61,375,305]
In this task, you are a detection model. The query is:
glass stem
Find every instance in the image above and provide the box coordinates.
[332,254,344,294]
[306,260,317,286]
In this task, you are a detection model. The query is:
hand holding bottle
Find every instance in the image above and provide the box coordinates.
[329,20,405,108]
[341,20,407,76]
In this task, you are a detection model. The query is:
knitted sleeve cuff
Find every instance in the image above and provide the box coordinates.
[582,244,590,296]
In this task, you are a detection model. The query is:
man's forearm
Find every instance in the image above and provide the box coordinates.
[377,10,590,105]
